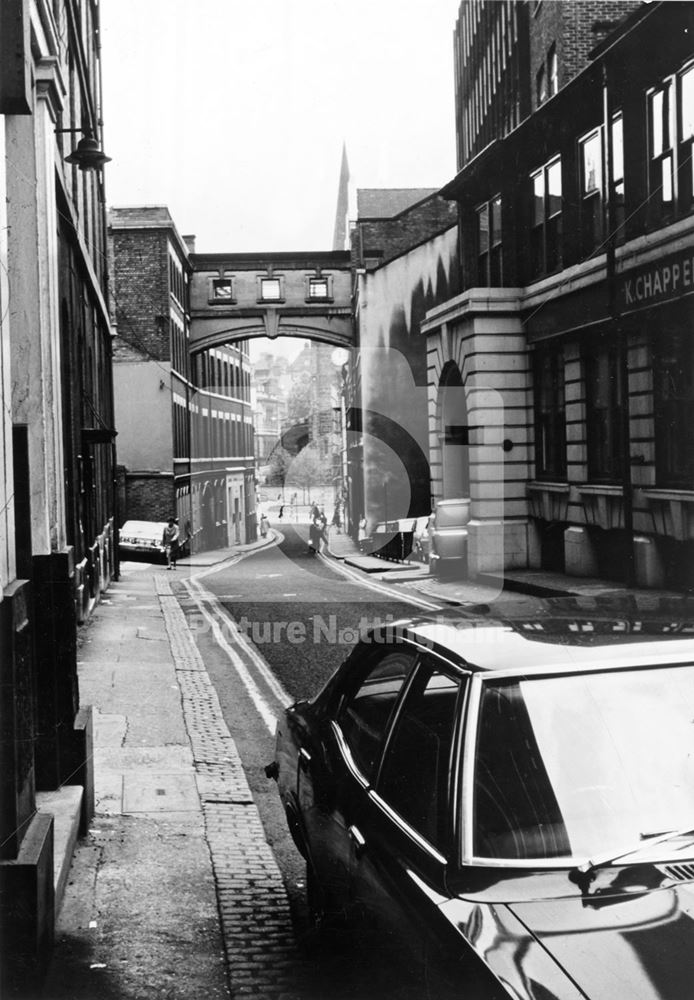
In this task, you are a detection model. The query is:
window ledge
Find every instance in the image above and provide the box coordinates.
[643,489,694,541]
[527,481,570,522]
[528,481,570,493]
[642,488,694,503]
[578,483,623,497]
[578,485,624,530]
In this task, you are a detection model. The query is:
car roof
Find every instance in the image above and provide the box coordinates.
[391,597,694,675]
[121,520,167,531]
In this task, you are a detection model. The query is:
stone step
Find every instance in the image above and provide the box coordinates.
[36,785,83,916]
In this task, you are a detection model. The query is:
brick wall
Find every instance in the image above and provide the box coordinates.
[356,195,458,267]
[529,0,641,109]
[123,473,175,523]
[110,228,171,362]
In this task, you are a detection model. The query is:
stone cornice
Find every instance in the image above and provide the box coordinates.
[35,55,66,121]
[422,287,523,334]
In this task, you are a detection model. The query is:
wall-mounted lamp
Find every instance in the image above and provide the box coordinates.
[56,127,112,171]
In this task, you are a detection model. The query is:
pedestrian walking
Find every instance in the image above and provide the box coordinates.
[162,517,180,570]
[278,505,284,520]
[308,515,320,555]
[260,513,269,538]
[331,501,342,534]
[318,507,329,551]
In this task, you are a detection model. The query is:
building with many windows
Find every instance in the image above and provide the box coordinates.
[109,207,256,552]
[252,350,290,470]
[1,0,116,987]
[426,0,694,588]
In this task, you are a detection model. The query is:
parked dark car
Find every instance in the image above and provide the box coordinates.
[269,600,694,999]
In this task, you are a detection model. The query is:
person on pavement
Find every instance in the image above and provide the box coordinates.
[318,508,329,551]
[162,518,180,570]
[308,515,319,554]
[260,513,269,538]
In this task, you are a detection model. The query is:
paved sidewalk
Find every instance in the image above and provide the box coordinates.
[40,561,304,1000]
[325,527,684,607]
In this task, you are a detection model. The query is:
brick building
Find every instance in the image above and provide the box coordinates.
[109,207,256,551]
[1,0,116,989]
[426,0,694,587]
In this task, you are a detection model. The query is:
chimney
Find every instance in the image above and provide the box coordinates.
[182,234,196,253]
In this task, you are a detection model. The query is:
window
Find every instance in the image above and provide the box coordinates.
[536,64,546,107]
[585,340,624,482]
[649,80,675,222]
[654,329,694,487]
[473,665,694,861]
[580,129,603,255]
[548,44,558,97]
[260,277,282,301]
[338,649,416,782]
[611,113,626,242]
[679,63,694,208]
[476,195,502,285]
[377,659,463,849]
[211,278,233,302]
[530,157,562,277]
[534,347,566,480]
[308,277,330,300]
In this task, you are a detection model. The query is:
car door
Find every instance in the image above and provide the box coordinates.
[345,652,469,985]
[296,643,418,918]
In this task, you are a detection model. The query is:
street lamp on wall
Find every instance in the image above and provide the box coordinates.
[56,127,112,171]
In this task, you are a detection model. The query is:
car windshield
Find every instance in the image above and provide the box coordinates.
[472,662,694,863]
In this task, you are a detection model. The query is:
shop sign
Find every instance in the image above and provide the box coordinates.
[620,246,694,313]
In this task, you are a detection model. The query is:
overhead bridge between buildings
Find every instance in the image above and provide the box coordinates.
[188,250,354,353]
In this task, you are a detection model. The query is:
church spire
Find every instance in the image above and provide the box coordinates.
[332,142,350,251]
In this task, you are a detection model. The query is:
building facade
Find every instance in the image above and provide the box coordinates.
[1,0,116,988]
[428,0,694,587]
[252,350,290,469]
[109,207,256,551]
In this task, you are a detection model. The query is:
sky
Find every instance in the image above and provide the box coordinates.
[100,0,461,256]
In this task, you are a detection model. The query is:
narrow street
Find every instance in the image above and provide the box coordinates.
[173,526,444,1000]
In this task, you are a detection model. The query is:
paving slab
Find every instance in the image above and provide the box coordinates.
[122,772,199,813]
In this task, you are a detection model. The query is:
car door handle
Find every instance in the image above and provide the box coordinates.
[348,824,366,858]
[299,747,312,772]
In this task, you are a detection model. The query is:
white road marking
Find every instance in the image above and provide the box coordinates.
[182,578,279,734]
[179,529,440,734]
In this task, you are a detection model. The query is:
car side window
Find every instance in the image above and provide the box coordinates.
[376,659,464,850]
[338,648,417,783]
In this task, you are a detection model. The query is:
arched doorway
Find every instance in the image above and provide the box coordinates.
[439,361,469,500]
